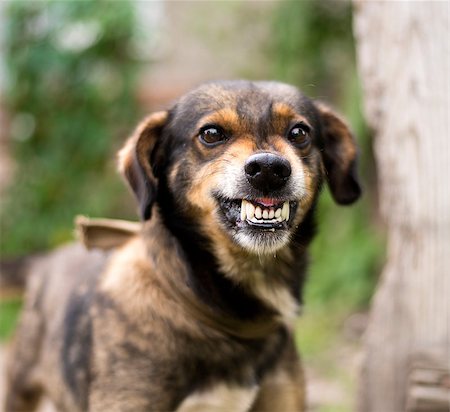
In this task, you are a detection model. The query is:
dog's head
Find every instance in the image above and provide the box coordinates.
[119,81,360,255]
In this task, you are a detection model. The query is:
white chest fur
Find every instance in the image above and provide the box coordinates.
[176,383,259,412]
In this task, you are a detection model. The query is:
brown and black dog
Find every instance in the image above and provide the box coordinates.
[5,80,360,412]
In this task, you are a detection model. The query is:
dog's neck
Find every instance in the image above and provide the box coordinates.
[140,210,283,338]
[147,203,315,328]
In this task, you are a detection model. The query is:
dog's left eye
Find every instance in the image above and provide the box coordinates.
[199,125,228,146]
[288,123,311,149]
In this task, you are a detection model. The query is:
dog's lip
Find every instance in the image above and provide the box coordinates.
[251,197,283,208]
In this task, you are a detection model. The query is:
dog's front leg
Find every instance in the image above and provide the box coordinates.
[250,338,305,412]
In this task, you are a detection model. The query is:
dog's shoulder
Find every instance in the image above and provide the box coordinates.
[94,228,201,336]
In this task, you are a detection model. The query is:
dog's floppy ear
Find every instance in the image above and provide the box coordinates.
[118,111,168,220]
[316,103,362,205]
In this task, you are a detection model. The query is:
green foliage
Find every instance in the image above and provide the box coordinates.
[271,1,383,312]
[0,299,22,341]
[271,1,354,100]
[1,0,140,256]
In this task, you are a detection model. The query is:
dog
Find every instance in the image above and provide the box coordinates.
[5,80,361,412]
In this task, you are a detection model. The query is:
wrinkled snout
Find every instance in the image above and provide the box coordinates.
[244,152,291,193]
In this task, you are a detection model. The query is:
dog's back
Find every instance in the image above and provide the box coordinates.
[5,243,109,412]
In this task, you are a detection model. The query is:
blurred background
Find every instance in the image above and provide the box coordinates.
[0,1,384,410]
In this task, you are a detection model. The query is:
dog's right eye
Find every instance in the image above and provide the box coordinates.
[199,125,228,146]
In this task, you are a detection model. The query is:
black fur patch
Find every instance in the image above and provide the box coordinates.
[61,279,97,408]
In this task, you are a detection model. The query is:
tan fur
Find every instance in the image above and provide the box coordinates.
[196,108,242,134]
[250,341,305,412]
[271,102,312,133]
[117,111,168,176]
[176,384,259,412]
[99,218,217,339]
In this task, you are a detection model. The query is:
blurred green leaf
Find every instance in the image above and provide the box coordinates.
[1,0,140,256]
[0,299,23,341]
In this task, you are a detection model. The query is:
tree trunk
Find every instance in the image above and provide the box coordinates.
[353,2,450,411]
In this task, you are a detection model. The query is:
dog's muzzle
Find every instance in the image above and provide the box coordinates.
[214,152,301,253]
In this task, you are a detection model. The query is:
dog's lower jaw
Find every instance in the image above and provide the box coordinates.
[233,230,291,255]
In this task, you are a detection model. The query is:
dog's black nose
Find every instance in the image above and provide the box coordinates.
[245,153,291,192]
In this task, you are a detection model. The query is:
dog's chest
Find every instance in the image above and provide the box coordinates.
[176,383,259,412]
[250,275,299,326]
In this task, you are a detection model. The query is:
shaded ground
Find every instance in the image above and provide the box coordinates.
[305,313,366,411]
[0,342,56,412]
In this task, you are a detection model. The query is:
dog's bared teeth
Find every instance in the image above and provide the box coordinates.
[242,200,290,224]
[241,200,247,221]
[281,201,290,221]
[246,202,255,219]
[248,216,281,224]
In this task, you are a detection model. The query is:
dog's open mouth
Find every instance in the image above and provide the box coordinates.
[217,196,298,230]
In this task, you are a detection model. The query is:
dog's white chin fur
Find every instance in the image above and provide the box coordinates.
[233,230,291,255]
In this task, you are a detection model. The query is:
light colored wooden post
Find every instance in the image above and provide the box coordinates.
[353,2,450,411]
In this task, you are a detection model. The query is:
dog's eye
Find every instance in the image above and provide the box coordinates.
[199,125,228,146]
[288,123,311,149]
